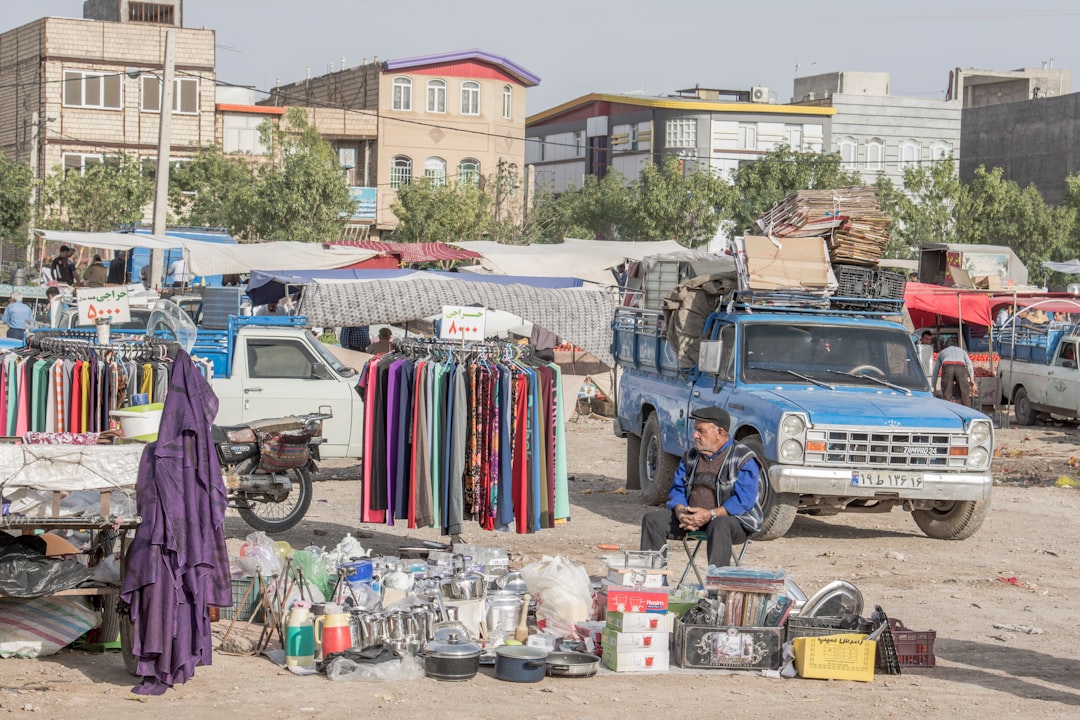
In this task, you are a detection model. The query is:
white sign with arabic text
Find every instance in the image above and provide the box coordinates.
[440,305,486,342]
[76,287,131,325]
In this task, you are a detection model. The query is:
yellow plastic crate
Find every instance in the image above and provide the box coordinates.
[793,633,876,682]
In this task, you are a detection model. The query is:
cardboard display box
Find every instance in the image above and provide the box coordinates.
[601,627,670,651]
[603,584,669,614]
[606,568,669,588]
[673,623,784,670]
[601,646,670,673]
[605,611,676,633]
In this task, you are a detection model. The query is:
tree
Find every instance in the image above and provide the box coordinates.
[170,147,260,239]
[254,108,355,241]
[39,154,152,232]
[632,157,731,247]
[725,145,862,235]
[0,152,32,243]
[572,170,637,241]
[875,158,964,258]
[390,178,490,244]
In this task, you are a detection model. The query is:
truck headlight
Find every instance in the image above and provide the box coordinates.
[780,439,804,462]
[969,420,992,445]
[781,414,806,438]
[968,447,989,468]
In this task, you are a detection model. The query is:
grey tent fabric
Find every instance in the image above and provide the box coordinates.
[663,274,736,368]
[299,278,618,364]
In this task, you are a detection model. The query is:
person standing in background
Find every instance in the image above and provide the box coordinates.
[931,338,976,406]
[2,292,34,340]
[107,250,128,285]
[339,326,370,351]
[168,255,193,288]
[45,287,64,328]
[82,255,108,287]
[49,246,76,284]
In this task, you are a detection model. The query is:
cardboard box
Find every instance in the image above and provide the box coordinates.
[605,611,675,633]
[601,627,670,651]
[601,647,670,673]
[742,236,831,290]
[673,623,784,670]
[603,584,669,614]
[606,568,669,588]
[793,633,876,682]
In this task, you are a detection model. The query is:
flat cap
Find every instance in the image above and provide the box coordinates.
[690,406,730,431]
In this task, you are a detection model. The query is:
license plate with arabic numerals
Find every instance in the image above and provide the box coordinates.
[851,470,925,489]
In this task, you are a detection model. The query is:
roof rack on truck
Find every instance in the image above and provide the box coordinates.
[725,290,903,316]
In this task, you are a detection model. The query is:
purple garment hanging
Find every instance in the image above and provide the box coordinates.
[120,350,231,695]
[384,360,403,526]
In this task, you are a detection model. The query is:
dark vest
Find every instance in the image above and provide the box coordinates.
[684,441,764,533]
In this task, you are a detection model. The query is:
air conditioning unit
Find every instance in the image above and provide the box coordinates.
[751,86,769,103]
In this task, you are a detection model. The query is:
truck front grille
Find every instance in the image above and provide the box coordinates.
[805,429,966,468]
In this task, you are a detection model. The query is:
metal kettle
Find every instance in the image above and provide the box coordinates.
[440,554,486,600]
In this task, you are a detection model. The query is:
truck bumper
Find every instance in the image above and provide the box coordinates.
[771,466,993,502]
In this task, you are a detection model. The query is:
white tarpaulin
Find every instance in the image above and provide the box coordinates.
[0,444,143,492]
[453,238,687,286]
[34,229,181,251]
[180,240,378,276]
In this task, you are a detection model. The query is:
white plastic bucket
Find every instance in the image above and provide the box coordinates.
[110,402,164,440]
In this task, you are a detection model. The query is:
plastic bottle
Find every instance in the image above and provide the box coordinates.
[284,602,316,670]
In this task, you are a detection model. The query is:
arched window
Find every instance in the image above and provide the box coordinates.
[502,85,512,119]
[424,157,447,186]
[930,141,952,162]
[865,138,885,171]
[390,155,412,189]
[461,81,480,115]
[838,137,857,169]
[899,140,921,169]
[458,158,480,187]
[392,77,412,111]
[427,79,446,113]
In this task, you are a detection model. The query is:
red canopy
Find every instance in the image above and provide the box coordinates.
[904,282,993,328]
[989,293,1080,314]
[329,240,482,266]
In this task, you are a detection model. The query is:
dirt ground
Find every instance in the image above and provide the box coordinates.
[3,415,1080,719]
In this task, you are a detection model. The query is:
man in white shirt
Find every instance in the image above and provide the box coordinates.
[168,256,194,288]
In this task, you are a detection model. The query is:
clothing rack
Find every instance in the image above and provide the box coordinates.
[396,337,534,359]
[25,329,180,361]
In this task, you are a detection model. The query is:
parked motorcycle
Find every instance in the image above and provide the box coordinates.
[213,411,330,533]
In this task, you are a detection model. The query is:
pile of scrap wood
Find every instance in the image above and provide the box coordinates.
[753,186,891,266]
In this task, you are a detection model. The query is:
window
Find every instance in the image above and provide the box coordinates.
[502,85,512,119]
[62,153,103,175]
[247,339,320,379]
[461,81,480,115]
[666,118,697,149]
[899,140,921,169]
[866,139,885,171]
[424,157,447,186]
[427,79,446,113]
[63,70,122,109]
[458,158,480,187]
[128,2,175,24]
[392,77,412,111]
[737,123,757,150]
[223,114,268,154]
[930,141,952,162]
[839,137,857,169]
[390,156,412,189]
[141,75,199,114]
[785,125,803,150]
[140,156,191,181]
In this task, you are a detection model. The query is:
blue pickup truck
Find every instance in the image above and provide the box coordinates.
[612,294,995,541]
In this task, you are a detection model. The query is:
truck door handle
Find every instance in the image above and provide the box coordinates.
[692,390,701,397]
[245,387,263,393]
[729,403,745,411]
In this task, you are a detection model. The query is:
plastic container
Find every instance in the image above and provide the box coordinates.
[793,633,876,682]
[889,618,936,667]
[110,402,165,441]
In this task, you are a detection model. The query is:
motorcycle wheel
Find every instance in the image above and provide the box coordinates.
[236,466,313,533]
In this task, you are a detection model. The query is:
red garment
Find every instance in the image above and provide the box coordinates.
[512,372,529,534]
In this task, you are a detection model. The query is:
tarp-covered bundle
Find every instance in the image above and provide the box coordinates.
[663,274,737,368]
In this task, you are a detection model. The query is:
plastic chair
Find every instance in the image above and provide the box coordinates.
[675,531,751,588]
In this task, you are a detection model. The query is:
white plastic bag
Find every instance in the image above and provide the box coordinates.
[520,555,592,639]
[237,531,283,576]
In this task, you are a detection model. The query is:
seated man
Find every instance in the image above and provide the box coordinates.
[640,406,763,569]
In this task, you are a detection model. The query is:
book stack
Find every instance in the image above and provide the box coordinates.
[704,567,794,628]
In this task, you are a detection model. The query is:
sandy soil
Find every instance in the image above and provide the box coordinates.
[3,416,1080,719]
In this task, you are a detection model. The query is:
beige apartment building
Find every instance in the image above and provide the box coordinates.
[262,50,540,237]
[0,0,215,198]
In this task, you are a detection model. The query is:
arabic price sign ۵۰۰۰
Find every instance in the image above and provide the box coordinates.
[75,287,132,326]
[439,305,487,342]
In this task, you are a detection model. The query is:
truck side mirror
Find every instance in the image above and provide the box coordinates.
[699,340,723,374]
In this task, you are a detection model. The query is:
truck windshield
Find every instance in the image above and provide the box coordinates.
[741,323,927,390]
[306,330,357,378]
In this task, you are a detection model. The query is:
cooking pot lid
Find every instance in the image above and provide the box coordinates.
[495,645,547,660]
[425,631,481,657]
[799,580,864,619]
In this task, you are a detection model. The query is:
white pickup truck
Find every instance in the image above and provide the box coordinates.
[998,325,1080,424]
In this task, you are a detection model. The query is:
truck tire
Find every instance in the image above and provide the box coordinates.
[639,414,679,505]
[625,432,642,490]
[742,436,797,540]
[1013,386,1038,425]
[912,498,990,540]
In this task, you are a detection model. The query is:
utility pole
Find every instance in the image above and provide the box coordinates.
[149,29,176,289]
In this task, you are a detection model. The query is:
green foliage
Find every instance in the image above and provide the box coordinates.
[0,152,32,243]
[170,147,259,239]
[876,159,964,258]
[632,157,731,247]
[390,178,490,244]
[40,153,152,232]
[725,145,861,235]
[571,170,636,241]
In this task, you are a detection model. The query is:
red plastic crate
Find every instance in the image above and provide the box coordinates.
[889,618,936,667]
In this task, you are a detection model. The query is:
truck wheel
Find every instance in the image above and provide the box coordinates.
[912,499,990,540]
[743,436,797,540]
[639,414,679,505]
[1013,387,1038,425]
[625,432,642,490]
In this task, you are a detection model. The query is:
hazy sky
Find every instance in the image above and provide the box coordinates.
[8,1,1079,113]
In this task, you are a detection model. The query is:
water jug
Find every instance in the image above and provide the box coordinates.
[315,609,353,658]
[284,604,316,669]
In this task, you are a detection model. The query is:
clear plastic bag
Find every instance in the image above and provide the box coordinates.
[520,555,592,639]
[325,652,426,682]
[237,531,284,576]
